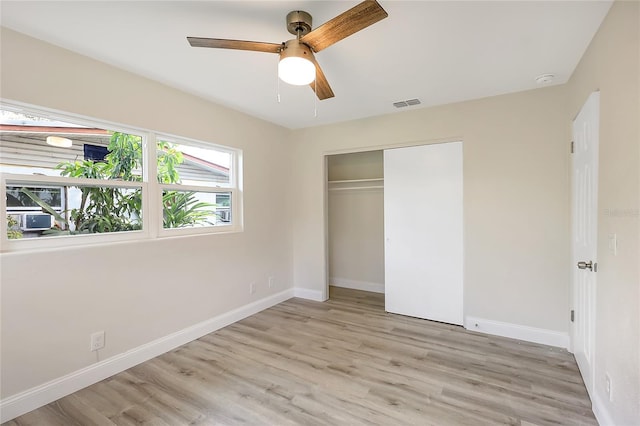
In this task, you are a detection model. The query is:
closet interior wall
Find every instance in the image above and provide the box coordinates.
[327,151,385,294]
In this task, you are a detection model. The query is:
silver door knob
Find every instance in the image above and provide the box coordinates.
[577,261,594,271]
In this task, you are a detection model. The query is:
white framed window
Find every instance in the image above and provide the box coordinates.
[1,174,148,251]
[1,101,242,252]
[154,134,241,237]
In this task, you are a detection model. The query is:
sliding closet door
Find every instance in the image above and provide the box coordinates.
[384,142,463,325]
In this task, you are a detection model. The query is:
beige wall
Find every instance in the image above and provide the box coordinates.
[566,1,639,424]
[327,150,383,181]
[0,28,293,398]
[291,86,570,332]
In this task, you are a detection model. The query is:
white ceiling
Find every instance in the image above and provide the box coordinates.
[0,1,612,129]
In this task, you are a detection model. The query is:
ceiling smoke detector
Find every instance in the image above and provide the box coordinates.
[535,74,555,84]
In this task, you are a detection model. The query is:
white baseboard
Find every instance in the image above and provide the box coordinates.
[592,388,615,426]
[330,277,384,294]
[292,287,326,301]
[0,289,295,423]
[464,316,569,349]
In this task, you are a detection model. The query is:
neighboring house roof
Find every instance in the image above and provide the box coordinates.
[0,124,229,183]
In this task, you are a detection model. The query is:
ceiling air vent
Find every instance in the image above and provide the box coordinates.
[393,98,421,108]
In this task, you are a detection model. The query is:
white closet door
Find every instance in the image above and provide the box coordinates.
[384,142,463,325]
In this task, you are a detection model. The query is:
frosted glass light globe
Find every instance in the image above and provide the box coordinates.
[278,56,316,86]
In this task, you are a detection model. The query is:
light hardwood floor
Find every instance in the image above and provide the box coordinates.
[5,287,596,425]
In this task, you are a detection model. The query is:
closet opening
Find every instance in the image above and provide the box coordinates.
[326,150,385,301]
[325,141,463,325]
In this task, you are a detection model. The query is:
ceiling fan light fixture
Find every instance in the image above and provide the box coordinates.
[279,57,315,85]
[46,136,72,148]
[278,40,315,86]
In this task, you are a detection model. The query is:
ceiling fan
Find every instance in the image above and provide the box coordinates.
[187,0,388,100]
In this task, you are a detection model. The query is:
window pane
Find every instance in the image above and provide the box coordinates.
[162,190,231,229]
[6,186,62,210]
[0,110,143,182]
[6,183,142,239]
[157,140,230,186]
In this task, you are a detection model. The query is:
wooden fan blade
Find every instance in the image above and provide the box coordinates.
[308,56,335,100]
[187,37,282,54]
[301,0,388,53]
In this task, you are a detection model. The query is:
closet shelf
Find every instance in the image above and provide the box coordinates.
[328,178,383,184]
[328,178,384,191]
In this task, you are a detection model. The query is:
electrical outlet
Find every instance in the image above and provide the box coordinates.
[605,374,612,401]
[268,276,275,289]
[90,331,105,352]
[250,282,256,295]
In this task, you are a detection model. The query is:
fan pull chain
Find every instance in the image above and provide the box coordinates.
[277,61,281,103]
[314,79,318,117]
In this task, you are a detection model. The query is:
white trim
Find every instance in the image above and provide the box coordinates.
[464,316,569,349]
[330,278,384,294]
[1,99,148,137]
[144,133,160,239]
[0,178,7,252]
[591,389,615,426]
[158,183,233,193]
[322,136,465,157]
[0,289,294,423]
[293,287,326,302]
[3,173,146,189]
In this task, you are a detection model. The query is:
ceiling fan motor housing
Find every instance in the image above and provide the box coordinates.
[286,11,312,36]
[280,39,314,60]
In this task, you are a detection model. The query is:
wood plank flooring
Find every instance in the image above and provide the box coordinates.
[5,287,597,425]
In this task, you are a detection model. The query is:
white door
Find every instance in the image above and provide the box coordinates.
[384,142,463,325]
[571,91,599,398]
